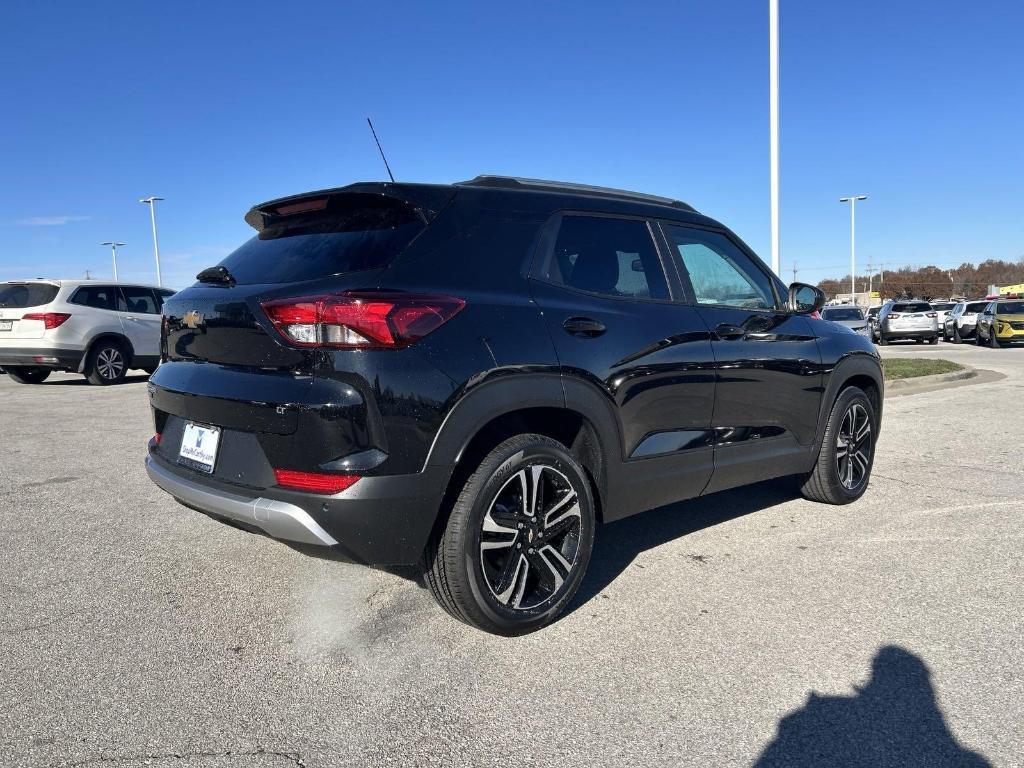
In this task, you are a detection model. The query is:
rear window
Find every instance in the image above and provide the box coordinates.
[891,302,931,312]
[217,197,425,285]
[931,303,955,311]
[822,308,864,321]
[965,302,988,313]
[0,282,59,308]
[997,301,1024,314]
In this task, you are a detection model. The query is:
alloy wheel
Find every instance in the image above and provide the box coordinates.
[97,348,124,380]
[836,403,872,491]
[479,464,582,611]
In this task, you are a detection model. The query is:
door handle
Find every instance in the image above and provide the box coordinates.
[563,317,607,337]
[715,323,746,340]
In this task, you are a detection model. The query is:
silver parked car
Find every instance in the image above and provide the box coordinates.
[0,279,174,384]
[876,300,939,345]
[821,305,869,334]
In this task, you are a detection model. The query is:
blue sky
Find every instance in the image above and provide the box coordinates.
[2,0,1022,288]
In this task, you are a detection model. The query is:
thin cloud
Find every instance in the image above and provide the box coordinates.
[18,215,92,226]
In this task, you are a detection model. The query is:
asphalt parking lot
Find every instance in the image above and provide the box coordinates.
[2,342,1022,767]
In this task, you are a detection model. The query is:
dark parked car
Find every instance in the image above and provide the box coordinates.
[821,305,868,334]
[145,176,883,634]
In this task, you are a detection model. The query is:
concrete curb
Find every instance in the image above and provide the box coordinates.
[885,364,1004,397]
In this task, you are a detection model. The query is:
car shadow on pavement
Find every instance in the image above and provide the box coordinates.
[569,476,799,612]
[39,374,150,386]
[753,645,991,767]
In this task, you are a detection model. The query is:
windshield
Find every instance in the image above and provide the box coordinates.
[823,308,864,321]
[217,198,425,285]
[0,282,59,308]
[997,301,1024,314]
[891,302,932,313]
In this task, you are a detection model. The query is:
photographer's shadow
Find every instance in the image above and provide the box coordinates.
[755,645,991,767]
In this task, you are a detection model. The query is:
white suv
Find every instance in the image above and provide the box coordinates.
[0,279,174,385]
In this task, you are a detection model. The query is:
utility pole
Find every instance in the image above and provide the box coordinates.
[101,242,125,282]
[791,260,797,284]
[839,195,868,300]
[769,0,780,276]
[139,197,164,287]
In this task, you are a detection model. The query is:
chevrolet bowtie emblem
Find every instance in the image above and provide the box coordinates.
[183,310,205,329]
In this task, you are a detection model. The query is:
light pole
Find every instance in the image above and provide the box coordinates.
[139,196,164,287]
[101,242,125,282]
[839,196,867,302]
[769,0,780,276]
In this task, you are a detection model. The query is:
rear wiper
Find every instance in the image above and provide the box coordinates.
[196,265,236,286]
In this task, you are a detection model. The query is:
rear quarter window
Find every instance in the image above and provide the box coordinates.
[0,282,59,308]
[69,285,118,310]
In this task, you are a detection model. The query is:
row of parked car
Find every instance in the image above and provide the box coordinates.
[821,298,1024,347]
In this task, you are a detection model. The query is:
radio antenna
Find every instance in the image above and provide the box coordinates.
[366,117,395,183]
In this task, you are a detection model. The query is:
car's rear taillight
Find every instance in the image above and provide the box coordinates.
[888,313,901,319]
[22,312,71,329]
[926,312,937,317]
[273,469,360,494]
[261,292,465,349]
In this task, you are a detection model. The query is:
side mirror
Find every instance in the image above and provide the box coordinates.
[788,282,826,315]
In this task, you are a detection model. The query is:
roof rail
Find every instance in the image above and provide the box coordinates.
[456,175,696,212]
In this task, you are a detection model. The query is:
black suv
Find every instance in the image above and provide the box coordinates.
[146,176,883,634]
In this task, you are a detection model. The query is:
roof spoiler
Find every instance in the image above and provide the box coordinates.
[244,182,456,232]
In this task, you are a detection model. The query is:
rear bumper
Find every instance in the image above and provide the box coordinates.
[145,450,448,565]
[146,454,338,546]
[881,328,936,340]
[0,345,83,370]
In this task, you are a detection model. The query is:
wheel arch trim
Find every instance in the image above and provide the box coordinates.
[78,333,136,373]
[815,353,884,451]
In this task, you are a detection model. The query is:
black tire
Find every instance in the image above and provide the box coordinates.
[85,340,128,385]
[5,366,51,384]
[801,386,876,505]
[952,324,962,344]
[424,434,596,635]
[915,338,924,344]
[929,335,939,345]
[879,334,889,346]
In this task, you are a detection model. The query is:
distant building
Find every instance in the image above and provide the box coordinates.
[832,291,881,308]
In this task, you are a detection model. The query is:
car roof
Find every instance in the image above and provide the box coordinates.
[0,279,167,289]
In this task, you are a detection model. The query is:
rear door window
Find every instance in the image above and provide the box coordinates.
[155,289,176,310]
[538,215,669,300]
[217,196,425,285]
[118,286,160,314]
[70,285,117,310]
[0,282,59,308]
